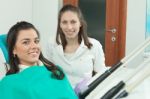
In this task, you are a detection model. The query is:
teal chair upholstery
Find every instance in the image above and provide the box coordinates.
[0,34,8,63]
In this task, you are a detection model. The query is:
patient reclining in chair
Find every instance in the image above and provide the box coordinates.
[0,22,77,99]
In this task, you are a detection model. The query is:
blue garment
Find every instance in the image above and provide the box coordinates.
[0,66,78,99]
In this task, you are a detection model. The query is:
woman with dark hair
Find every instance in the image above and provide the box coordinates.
[0,21,78,99]
[45,4,107,88]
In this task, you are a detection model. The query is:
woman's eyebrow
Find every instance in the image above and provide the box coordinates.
[21,37,39,41]
[20,38,30,41]
[35,37,39,40]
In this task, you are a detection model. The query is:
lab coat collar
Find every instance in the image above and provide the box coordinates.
[55,38,88,61]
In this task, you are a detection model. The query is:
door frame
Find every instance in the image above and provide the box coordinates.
[63,0,78,6]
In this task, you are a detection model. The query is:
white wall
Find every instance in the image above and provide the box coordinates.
[0,0,60,52]
[0,0,32,34]
[126,0,146,55]
[125,0,146,67]
[32,0,60,51]
[0,0,147,62]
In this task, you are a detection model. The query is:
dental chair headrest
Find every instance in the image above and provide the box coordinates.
[0,34,8,63]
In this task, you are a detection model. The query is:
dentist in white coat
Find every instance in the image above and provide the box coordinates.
[45,4,107,88]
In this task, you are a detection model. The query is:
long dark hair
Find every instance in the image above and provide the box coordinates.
[56,4,92,50]
[6,21,64,80]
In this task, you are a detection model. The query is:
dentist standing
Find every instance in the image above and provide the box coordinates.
[45,4,107,88]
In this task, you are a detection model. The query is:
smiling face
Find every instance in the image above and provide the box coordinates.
[13,28,41,66]
[60,11,81,40]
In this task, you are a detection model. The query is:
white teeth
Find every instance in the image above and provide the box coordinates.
[29,52,38,54]
[30,52,39,57]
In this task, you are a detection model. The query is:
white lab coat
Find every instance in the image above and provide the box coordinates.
[45,38,107,87]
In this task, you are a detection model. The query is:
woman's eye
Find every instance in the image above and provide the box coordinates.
[71,20,76,24]
[62,21,67,24]
[35,39,40,44]
[23,41,29,45]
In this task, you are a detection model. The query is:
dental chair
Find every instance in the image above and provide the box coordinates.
[0,34,8,79]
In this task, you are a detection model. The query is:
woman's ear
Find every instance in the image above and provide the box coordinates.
[80,23,82,27]
[13,48,16,55]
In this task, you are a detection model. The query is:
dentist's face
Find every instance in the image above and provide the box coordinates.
[13,28,41,66]
[60,11,81,40]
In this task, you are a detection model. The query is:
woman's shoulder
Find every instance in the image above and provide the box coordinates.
[2,66,44,76]
[20,66,49,75]
[0,66,49,86]
[0,73,18,87]
[88,37,102,47]
[89,37,101,44]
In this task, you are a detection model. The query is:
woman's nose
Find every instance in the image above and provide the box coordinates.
[30,42,39,48]
[66,23,73,29]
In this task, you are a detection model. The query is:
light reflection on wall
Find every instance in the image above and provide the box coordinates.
[146,0,150,34]
[145,0,150,52]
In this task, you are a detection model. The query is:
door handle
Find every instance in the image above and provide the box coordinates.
[107,28,117,33]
